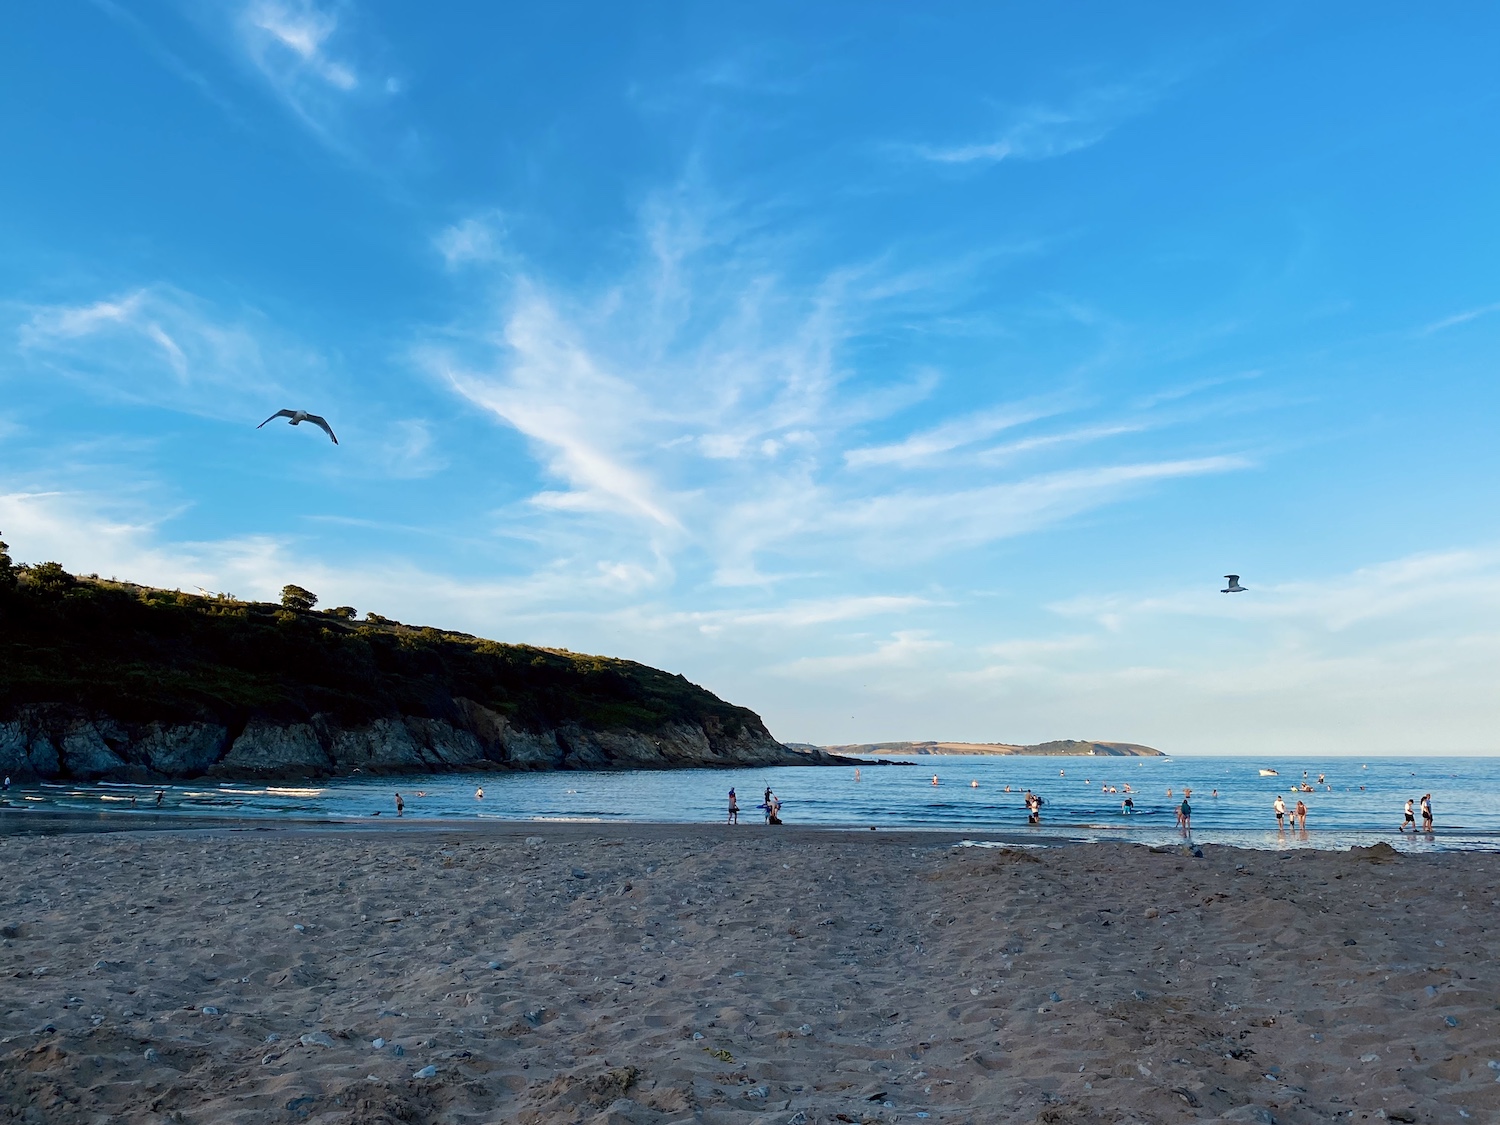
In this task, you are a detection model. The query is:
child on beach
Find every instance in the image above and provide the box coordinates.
[1400,799,1416,832]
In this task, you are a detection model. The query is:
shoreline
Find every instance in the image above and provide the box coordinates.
[3,806,1492,855]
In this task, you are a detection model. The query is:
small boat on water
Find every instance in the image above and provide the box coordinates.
[1258,768,1279,777]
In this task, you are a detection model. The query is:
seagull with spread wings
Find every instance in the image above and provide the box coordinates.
[256,409,338,444]
[1221,574,1247,593]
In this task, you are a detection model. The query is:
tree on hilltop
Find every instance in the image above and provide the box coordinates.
[0,532,14,594]
[280,584,318,612]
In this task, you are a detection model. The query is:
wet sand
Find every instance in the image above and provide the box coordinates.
[1,821,1497,1124]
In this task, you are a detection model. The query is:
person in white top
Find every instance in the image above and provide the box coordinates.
[1273,794,1287,830]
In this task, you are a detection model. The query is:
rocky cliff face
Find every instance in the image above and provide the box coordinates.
[0,701,834,783]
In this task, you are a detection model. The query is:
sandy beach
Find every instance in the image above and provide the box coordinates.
[1,821,1496,1125]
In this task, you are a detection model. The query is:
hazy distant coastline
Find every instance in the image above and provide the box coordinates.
[788,738,1163,757]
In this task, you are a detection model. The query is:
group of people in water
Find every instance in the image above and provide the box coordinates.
[1399,793,1436,833]
[725,786,781,825]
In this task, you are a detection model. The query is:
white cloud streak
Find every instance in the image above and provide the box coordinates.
[1415,301,1500,336]
[435,213,506,269]
[425,190,1246,588]
[13,286,308,419]
[912,79,1167,166]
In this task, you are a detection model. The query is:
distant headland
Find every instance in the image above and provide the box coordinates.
[788,739,1163,757]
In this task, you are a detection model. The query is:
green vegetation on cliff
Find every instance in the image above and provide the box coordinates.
[0,558,762,740]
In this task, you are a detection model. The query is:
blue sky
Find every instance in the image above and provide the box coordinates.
[3,3,1500,753]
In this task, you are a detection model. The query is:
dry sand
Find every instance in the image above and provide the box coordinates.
[1,821,1497,1125]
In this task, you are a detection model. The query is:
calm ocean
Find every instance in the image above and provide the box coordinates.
[4,754,1497,851]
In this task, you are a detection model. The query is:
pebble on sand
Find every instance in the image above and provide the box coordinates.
[413,1065,438,1079]
[301,1032,336,1048]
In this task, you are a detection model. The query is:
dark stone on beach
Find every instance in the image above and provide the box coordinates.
[30,1021,56,1035]
[571,867,589,879]
[1,924,20,939]
[1049,991,1062,1003]
[143,1048,159,1063]
[1218,1107,1276,1124]
[1343,938,1357,946]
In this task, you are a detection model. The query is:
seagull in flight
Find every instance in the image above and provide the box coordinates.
[256,409,338,445]
[1221,574,1247,593]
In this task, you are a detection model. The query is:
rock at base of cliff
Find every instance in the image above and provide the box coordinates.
[213,721,332,778]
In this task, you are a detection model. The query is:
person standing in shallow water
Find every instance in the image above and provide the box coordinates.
[1400,798,1416,832]
[1294,798,1307,832]
[1178,796,1192,836]
[1420,794,1434,832]
[726,788,739,825]
[395,792,404,818]
[1273,794,1287,831]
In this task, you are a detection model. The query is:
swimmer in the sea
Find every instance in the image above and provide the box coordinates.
[475,787,484,800]
[931,775,939,786]
[970,779,979,788]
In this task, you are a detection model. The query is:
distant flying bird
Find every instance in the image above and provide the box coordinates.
[257,409,338,444]
[1221,574,1247,593]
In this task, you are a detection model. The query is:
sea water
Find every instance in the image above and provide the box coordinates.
[3,754,1496,851]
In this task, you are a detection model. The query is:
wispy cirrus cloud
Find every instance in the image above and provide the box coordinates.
[242,0,357,92]
[1415,300,1500,336]
[776,631,950,677]
[182,0,405,156]
[13,286,309,419]
[435,213,507,270]
[910,76,1171,166]
[423,186,1253,588]
[844,401,1063,468]
[1050,548,1500,634]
